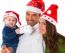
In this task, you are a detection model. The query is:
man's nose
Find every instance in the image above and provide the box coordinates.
[29,16,33,21]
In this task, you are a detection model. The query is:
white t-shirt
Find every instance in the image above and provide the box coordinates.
[16,24,45,53]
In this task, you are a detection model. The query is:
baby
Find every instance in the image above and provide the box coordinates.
[2,11,21,53]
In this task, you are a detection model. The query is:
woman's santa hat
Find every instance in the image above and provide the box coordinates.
[41,4,58,26]
[3,11,21,25]
[26,0,45,14]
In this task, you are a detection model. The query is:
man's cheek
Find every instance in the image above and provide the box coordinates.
[26,17,28,21]
[32,17,36,20]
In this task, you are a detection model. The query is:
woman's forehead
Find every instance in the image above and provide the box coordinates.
[39,18,45,22]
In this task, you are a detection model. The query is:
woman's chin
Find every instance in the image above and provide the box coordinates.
[41,33,46,38]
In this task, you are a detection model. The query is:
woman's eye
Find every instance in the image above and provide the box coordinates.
[42,22,46,25]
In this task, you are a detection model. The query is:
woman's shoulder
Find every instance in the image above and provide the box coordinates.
[56,33,65,53]
[56,33,65,44]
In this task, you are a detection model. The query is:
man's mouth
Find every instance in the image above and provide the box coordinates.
[29,21,33,22]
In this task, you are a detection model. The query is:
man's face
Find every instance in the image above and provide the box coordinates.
[26,11,41,26]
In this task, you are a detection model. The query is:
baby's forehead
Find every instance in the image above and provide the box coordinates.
[6,16,17,20]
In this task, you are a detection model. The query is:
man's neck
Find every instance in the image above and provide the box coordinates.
[33,23,39,30]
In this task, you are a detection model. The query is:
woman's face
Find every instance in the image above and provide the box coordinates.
[39,18,46,35]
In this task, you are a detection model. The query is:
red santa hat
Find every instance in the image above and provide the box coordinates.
[41,4,58,26]
[26,0,45,14]
[3,11,21,25]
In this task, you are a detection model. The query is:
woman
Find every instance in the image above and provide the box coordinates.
[39,4,65,53]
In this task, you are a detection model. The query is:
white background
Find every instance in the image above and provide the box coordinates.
[0,0,65,46]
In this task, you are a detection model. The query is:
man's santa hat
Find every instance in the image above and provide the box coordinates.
[3,11,21,25]
[41,4,58,26]
[26,0,45,14]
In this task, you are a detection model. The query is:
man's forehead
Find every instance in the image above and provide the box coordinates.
[26,11,40,15]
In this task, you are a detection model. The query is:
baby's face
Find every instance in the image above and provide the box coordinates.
[4,16,17,28]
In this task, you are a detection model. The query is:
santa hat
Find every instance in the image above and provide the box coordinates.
[3,11,21,25]
[26,0,45,14]
[41,4,58,26]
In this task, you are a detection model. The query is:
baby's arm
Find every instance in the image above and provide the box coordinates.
[2,28,17,40]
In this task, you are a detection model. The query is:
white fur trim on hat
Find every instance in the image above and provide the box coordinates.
[26,6,42,14]
[41,15,57,26]
[4,12,17,19]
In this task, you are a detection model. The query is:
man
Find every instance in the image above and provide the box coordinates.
[1,0,45,53]
[16,0,45,53]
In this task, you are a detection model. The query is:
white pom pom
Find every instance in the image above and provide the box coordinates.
[23,25,33,34]
[19,25,33,34]
[47,10,51,14]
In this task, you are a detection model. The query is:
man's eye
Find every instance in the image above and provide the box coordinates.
[26,13,29,15]
[33,14,36,16]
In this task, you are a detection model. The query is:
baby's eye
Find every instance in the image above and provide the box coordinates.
[8,19,11,21]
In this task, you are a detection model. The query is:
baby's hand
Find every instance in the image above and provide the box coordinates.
[15,28,20,34]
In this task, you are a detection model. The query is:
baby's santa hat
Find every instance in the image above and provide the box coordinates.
[3,11,21,25]
[41,4,58,26]
[26,0,45,14]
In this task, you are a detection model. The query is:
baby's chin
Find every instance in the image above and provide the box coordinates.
[9,25,15,28]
